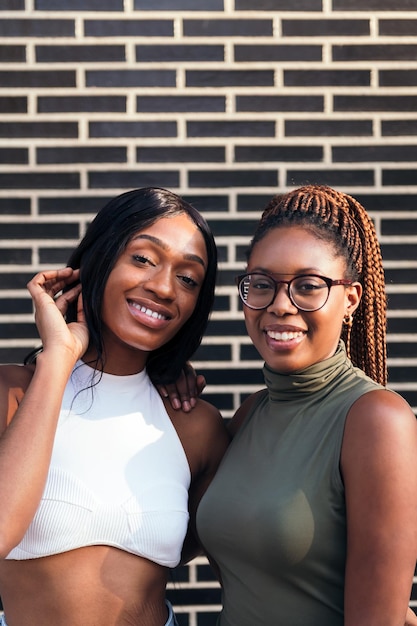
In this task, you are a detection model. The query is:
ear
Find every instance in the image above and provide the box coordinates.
[345,281,362,316]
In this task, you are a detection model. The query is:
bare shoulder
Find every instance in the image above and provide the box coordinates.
[342,387,417,475]
[0,363,35,430]
[345,387,416,436]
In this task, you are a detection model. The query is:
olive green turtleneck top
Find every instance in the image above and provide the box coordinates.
[196,342,382,626]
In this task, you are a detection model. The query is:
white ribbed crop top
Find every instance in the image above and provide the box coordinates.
[6,361,191,566]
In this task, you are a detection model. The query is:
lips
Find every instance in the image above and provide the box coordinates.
[128,300,171,321]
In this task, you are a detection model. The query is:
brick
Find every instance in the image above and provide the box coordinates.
[388,317,417,334]
[0,323,38,340]
[286,169,374,187]
[334,0,417,9]
[379,19,417,35]
[84,19,173,37]
[241,343,261,360]
[0,348,36,365]
[167,586,221,606]
[382,243,417,261]
[282,19,369,36]
[88,171,180,189]
[134,0,223,9]
[381,218,417,235]
[0,272,35,290]
[0,97,27,114]
[136,146,225,163]
[189,167,279,187]
[385,268,417,285]
[334,95,417,111]
[183,18,273,37]
[237,194,273,212]
[382,120,417,136]
[136,44,224,62]
[382,170,417,186]
[213,219,259,238]
[39,196,112,215]
[379,70,417,87]
[355,194,417,211]
[388,366,417,384]
[0,71,75,88]
[1,0,25,8]
[0,198,30,215]
[0,250,31,265]
[211,294,231,312]
[36,45,126,63]
[0,122,78,138]
[186,70,274,87]
[35,0,123,9]
[285,120,372,136]
[235,44,322,62]
[0,19,74,37]
[235,145,323,162]
[89,121,177,138]
[237,95,323,112]
[0,223,79,239]
[38,96,126,113]
[284,70,370,87]
[187,120,275,137]
[192,344,231,360]
[0,297,32,313]
[0,148,28,164]
[236,0,321,9]
[333,145,417,162]
[0,46,25,62]
[333,44,417,62]
[86,70,175,87]
[37,147,127,164]
[137,95,225,113]
[0,173,80,190]
[182,195,229,212]
[39,248,76,264]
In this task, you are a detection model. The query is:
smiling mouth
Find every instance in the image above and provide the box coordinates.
[129,301,170,321]
[266,330,304,341]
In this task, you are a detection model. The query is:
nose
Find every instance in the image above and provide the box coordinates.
[144,267,176,300]
[266,282,298,316]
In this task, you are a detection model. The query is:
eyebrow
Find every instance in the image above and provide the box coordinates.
[134,234,206,269]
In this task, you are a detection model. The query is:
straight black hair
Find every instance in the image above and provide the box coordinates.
[26,187,217,385]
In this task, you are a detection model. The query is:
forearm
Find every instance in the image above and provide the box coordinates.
[0,351,75,556]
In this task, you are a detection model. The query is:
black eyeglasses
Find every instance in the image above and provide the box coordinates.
[236,273,352,312]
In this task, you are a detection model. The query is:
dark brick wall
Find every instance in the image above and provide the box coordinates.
[0,0,416,622]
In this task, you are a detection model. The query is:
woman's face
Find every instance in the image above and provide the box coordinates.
[99,213,208,374]
[243,225,361,374]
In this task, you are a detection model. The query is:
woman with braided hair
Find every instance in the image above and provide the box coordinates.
[167,185,417,625]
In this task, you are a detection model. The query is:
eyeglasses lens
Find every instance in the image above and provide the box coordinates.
[239,274,330,311]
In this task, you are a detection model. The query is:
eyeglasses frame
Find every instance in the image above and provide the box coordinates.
[235,272,353,312]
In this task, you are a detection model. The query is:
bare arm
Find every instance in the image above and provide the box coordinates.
[341,389,417,626]
[0,268,87,556]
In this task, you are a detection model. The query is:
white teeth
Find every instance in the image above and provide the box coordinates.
[131,302,167,320]
[267,330,303,341]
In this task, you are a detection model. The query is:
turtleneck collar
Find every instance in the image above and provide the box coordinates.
[263,340,351,402]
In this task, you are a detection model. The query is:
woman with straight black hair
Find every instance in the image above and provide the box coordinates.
[0,187,229,626]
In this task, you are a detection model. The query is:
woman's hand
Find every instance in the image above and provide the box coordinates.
[27,268,88,363]
[158,362,206,412]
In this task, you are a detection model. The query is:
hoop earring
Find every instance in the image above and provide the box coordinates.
[342,314,353,359]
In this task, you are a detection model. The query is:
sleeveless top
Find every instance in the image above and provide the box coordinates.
[196,342,383,626]
[6,361,191,567]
